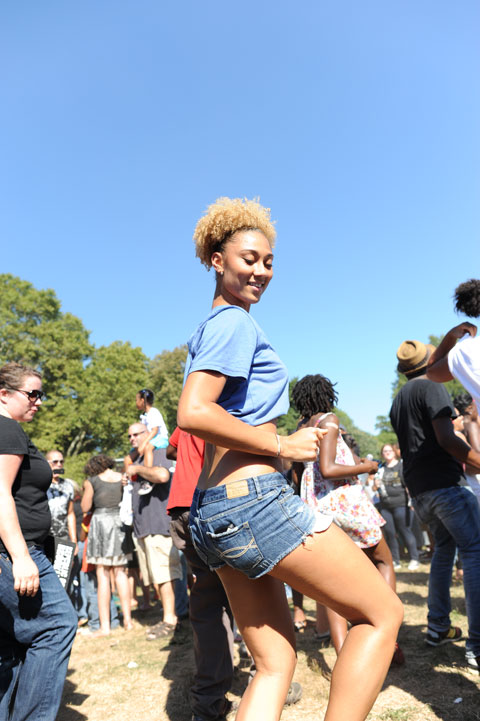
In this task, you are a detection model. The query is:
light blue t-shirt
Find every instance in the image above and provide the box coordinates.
[185,305,289,426]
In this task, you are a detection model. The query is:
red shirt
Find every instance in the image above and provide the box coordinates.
[166,427,205,513]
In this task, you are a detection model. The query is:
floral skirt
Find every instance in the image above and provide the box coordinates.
[301,468,385,549]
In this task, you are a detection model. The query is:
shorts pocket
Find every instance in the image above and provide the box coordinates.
[206,520,264,573]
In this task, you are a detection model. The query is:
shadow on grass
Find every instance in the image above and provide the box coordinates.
[57,671,88,721]
[298,622,478,721]
[399,589,466,617]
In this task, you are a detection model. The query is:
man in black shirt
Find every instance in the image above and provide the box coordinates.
[390,339,480,672]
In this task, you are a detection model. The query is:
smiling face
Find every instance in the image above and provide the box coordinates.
[0,374,43,423]
[211,230,274,311]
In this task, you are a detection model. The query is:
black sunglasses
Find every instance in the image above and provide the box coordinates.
[13,388,46,402]
[128,431,146,438]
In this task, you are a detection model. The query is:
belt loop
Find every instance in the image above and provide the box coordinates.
[252,476,262,500]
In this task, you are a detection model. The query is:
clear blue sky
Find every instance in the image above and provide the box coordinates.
[1,1,479,433]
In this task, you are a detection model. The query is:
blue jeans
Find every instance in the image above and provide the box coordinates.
[413,486,480,656]
[0,545,77,721]
[379,505,419,563]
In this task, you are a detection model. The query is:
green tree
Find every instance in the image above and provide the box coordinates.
[277,378,300,435]
[391,334,464,400]
[80,342,149,456]
[0,274,92,455]
[148,345,188,432]
[374,415,397,447]
[0,275,150,478]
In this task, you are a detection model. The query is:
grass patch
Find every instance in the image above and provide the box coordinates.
[59,562,479,721]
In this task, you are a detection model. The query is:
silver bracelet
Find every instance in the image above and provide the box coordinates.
[275,433,282,457]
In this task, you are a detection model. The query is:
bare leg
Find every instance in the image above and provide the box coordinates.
[96,565,112,635]
[315,603,330,635]
[326,607,348,653]
[113,566,133,629]
[363,537,396,592]
[143,443,154,467]
[216,524,402,721]
[291,588,306,628]
[158,580,178,626]
[216,567,296,721]
[270,524,403,721]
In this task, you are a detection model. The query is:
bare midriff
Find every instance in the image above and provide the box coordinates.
[196,419,283,490]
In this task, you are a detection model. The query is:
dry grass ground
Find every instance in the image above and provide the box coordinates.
[59,562,479,721]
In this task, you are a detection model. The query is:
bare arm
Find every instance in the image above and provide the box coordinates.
[81,479,94,513]
[427,322,477,383]
[318,417,378,479]
[432,416,480,471]
[126,465,170,484]
[178,370,325,461]
[0,454,40,596]
[166,444,177,461]
[465,419,480,453]
[67,500,77,546]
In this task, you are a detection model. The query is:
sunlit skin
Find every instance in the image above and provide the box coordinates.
[0,376,43,423]
[211,230,274,312]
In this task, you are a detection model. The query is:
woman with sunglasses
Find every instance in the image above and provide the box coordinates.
[0,362,77,721]
[178,197,403,721]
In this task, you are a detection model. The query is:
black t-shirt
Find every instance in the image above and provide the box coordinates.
[390,377,464,496]
[377,461,407,510]
[0,415,52,551]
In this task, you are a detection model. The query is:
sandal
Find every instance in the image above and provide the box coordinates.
[146,621,177,640]
[294,620,307,632]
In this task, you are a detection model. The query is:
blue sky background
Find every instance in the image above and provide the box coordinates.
[1,1,479,433]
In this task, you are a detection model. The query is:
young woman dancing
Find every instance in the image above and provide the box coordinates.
[292,374,402,661]
[178,197,403,721]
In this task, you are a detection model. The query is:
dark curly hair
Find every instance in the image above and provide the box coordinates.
[84,454,116,477]
[292,374,338,418]
[454,279,480,318]
[453,392,473,415]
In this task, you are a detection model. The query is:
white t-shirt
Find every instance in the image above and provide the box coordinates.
[140,407,168,440]
[448,334,480,406]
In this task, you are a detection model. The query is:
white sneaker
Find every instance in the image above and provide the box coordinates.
[393,562,401,570]
[138,481,153,495]
[408,560,420,570]
[466,651,479,673]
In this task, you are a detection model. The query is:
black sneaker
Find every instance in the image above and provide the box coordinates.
[425,626,462,647]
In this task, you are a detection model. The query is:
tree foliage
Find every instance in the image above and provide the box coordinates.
[148,345,188,433]
[0,275,148,480]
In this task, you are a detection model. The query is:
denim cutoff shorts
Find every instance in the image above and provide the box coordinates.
[189,472,332,579]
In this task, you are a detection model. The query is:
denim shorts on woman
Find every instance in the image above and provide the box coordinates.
[189,472,332,579]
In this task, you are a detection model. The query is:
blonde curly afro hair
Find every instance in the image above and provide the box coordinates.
[194,197,276,269]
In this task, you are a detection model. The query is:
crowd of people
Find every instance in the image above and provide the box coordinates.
[1,197,480,721]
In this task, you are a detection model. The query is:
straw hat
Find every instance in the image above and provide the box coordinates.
[396,340,436,376]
